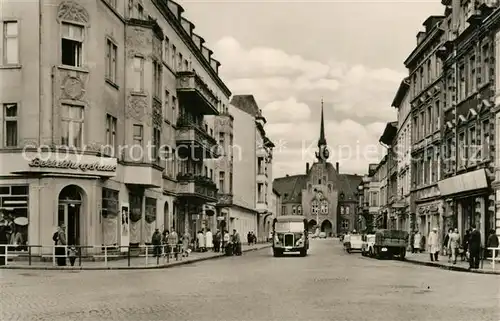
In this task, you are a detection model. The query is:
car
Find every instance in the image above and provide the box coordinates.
[361,234,376,257]
[343,234,363,253]
[319,232,327,239]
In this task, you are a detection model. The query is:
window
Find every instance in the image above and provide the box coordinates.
[164,90,170,121]
[3,103,18,147]
[61,22,83,67]
[458,132,465,168]
[427,106,432,134]
[101,188,119,244]
[105,39,117,83]
[282,205,287,216]
[153,60,161,98]
[297,205,302,215]
[420,112,425,138]
[320,201,328,214]
[340,206,345,215]
[219,132,225,146]
[482,43,490,84]
[177,52,183,71]
[345,206,350,215]
[412,117,418,143]
[219,171,225,193]
[341,220,349,230]
[292,206,296,215]
[258,157,264,175]
[0,185,29,246]
[183,59,189,71]
[434,100,440,131]
[61,104,84,147]
[145,197,157,233]
[132,56,144,91]
[482,120,490,161]
[172,96,177,117]
[469,55,476,93]
[210,169,213,180]
[164,36,169,64]
[459,64,465,100]
[3,21,18,64]
[132,124,143,160]
[468,126,477,164]
[229,172,233,193]
[152,127,160,161]
[171,45,176,71]
[105,114,117,153]
[311,200,319,214]
[133,3,144,19]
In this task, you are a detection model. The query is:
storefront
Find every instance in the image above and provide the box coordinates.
[416,201,441,239]
[438,169,493,245]
[0,151,171,255]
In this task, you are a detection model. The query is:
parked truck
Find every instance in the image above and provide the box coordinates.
[373,229,408,260]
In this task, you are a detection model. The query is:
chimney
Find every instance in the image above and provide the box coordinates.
[336,162,339,173]
[306,162,310,173]
[416,31,427,45]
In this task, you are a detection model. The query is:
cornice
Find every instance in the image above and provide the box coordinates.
[152,0,231,97]
[404,27,444,68]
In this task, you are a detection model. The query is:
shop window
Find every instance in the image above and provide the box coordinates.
[129,193,142,245]
[101,188,119,246]
[145,197,157,243]
[0,185,29,250]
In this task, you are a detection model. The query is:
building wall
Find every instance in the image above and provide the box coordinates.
[229,104,256,209]
[396,92,412,202]
[229,207,257,238]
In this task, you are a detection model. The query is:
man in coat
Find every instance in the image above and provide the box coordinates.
[205,228,213,251]
[427,228,440,262]
[468,224,481,269]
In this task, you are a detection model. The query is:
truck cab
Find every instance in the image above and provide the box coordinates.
[273,216,309,257]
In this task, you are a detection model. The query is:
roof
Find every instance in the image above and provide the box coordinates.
[230,95,260,117]
[272,163,363,204]
[391,78,410,108]
[275,215,307,222]
[379,121,398,146]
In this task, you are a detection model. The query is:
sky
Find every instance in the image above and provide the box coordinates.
[178,0,444,178]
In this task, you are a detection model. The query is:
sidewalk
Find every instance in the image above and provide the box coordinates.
[0,243,271,271]
[405,251,500,275]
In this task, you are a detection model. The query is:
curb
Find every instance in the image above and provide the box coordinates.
[404,258,500,275]
[0,245,272,271]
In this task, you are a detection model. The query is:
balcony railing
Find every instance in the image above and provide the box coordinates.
[176,173,218,201]
[176,71,218,115]
[176,117,219,159]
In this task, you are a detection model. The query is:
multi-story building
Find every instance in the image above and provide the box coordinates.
[0,0,232,253]
[493,10,500,238]
[392,78,413,233]
[404,15,445,240]
[228,95,274,241]
[274,103,362,236]
[379,122,399,230]
[436,0,498,246]
[356,166,377,232]
[268,188,281,237]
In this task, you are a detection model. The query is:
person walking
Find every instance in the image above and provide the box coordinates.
[468,224,481,269]
[151,229,162,258]
[448,228,461,265]
[168,228,178,257]
[182,231,191,257]
[55,224,67,266]
[232,229,242,256]
[443,228,452,262]
[197,230,205,252]
[213,230,221,252]
[427,228,440,262]
[413,230,421,253]
[487,229,499,259]
[205,228,213,252]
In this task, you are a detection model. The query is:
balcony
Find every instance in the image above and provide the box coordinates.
[217,193,233,206]
[176,173,218,202]
[176,117,219,159]
[176,71,219,115]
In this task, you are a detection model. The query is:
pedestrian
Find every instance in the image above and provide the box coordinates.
[161,230,169,256]
[232,229,242,256]
[448,228,460,265]
[197,230,205,252]
[443,228,452,262]
[213,230,221,252]
[151,229,162,258]
[68,245,77,266]
[247,232,252,246]
[54,224,67,266]
[223,230,230,251]
[413,230,421,253]
[462,229,470,261]
[168,228,178,257]
[468,224,481,269]
[182,231,191,257]
[427,228,440,262]
[206,228,213,251]
[487,229,499,259]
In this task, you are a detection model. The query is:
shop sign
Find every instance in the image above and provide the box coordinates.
[28,158,116,172]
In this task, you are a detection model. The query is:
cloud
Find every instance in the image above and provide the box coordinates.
[214,37,401,176]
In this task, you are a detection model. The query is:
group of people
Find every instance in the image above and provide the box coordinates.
[152,228,244,257]
[53,224,77,266]
[416,225,499,270]
[247,231,257,246]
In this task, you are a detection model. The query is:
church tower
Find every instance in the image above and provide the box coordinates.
[315,99,330,163]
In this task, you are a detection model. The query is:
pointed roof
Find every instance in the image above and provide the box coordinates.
[318,98,327,148]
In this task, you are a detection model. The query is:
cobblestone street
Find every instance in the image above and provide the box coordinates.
[1,239,499,321]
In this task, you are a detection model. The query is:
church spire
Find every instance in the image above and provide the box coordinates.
[315,98,329,162]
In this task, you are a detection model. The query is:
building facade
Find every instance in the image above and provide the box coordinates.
[380,122,400,230]
[273,103,362,236]
[228,95,275,241]
[392,79,413,234]
[0,0,233,253]
[405,15,445,241]
[437,0,498,245]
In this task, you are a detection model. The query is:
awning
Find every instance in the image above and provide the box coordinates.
[438,168,488,197]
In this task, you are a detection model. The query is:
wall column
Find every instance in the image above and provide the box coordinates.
[492,29,500,238]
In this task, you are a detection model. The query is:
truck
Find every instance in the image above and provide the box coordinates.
[272,215,309,257]
[373,229,408,260]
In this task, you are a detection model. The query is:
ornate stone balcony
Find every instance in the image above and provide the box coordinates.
[176,173,218,202]
[176,71,219,115]
[176,117,219,159]
[217,193,233,206]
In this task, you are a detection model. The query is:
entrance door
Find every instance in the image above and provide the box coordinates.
[58,203,81,245]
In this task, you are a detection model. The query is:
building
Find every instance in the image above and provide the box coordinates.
[227,95,275,241]
[0,0,232,253]
[356,165,378,232]
[379,122,399,230]
[391,78,413,233]
[268,188,281,237]
[404,14,445,241]
[436,0,498,245]
[272,103,362,236]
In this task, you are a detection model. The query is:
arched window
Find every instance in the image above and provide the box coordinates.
[292,205,297,215]
[340,206,345,215]
[320,200,328,214]
[297,205,302,215]
[311,200,319,214]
